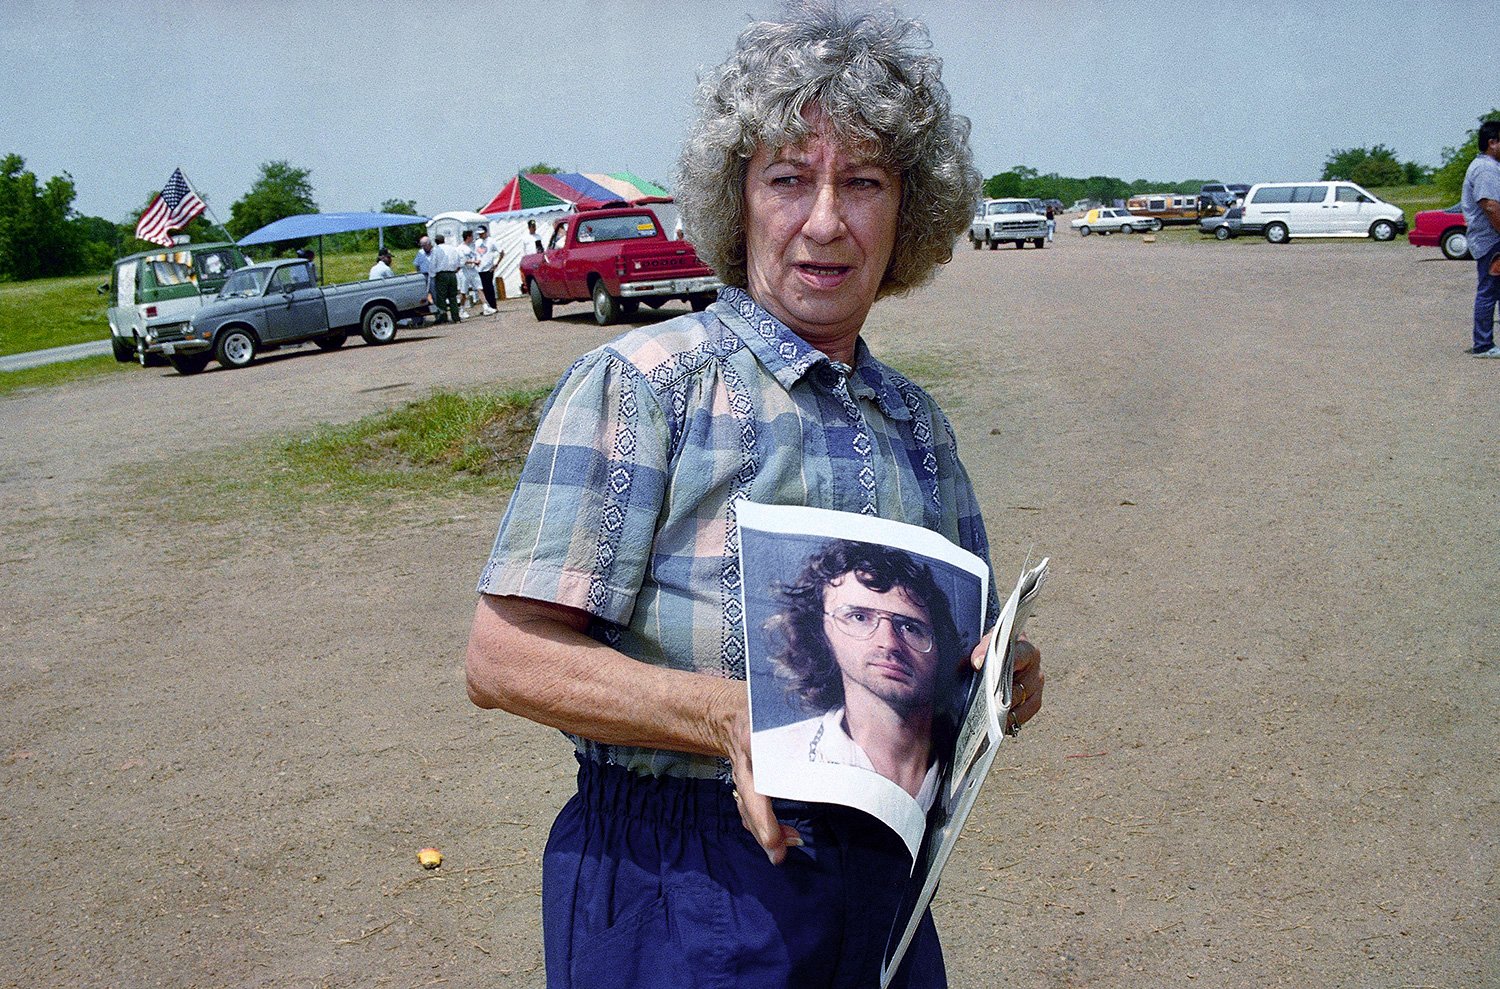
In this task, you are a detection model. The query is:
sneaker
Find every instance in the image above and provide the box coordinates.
[482,306,497,316]
[1471,345,1500,358]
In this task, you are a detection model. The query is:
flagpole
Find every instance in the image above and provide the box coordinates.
[185,174,233,244]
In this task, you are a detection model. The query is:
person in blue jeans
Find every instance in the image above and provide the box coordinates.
[464,3,1045,987]
[1461,119,1500,357]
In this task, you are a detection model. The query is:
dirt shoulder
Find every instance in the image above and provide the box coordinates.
[2,237,1495,988]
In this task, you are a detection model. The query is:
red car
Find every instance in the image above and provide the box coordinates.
[1407,204,1471,260]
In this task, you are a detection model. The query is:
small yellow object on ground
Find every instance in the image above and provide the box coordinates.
[417,847,443,870]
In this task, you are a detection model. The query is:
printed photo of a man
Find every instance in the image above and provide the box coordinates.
[753,539,970,810]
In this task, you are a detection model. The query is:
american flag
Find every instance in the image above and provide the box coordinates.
[134,168,206,246]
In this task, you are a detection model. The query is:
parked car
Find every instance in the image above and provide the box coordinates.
[1199,182,1235,209]
[1227,183,1251,203]
[521,205,721,325]
[1241,181,1407,244]
[171,259,432,374]
[1070,208,1161,235]
[1199,206,1244,240]
[1408,204,1471,260]
[969,198,1049,249]
[106,242,250,364]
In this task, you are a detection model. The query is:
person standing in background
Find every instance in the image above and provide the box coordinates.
[1461,119,1500,358]
[475,227,501,315]
[429,234,463,324]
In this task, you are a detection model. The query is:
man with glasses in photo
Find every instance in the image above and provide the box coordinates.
[755,539,966,806]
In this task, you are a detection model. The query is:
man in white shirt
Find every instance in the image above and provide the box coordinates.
[368,248,394,280]
[474,227,502,315]
[753,540,965,808]
[429,235,463,323]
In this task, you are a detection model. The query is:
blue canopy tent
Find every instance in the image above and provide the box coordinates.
[237,211,429,284]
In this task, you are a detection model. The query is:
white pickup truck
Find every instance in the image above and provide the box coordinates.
[968,198,1049,250]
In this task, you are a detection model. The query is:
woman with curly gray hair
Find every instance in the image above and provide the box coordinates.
[677,1,982,303]
[465,3,1042,987]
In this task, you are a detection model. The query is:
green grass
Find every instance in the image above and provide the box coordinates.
[1369,184,1448,225]
[0,271,112,356]
[0,354,129,396]
[125,387,550,531]
[277,387,549,496]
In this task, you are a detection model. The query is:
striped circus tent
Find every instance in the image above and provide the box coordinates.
[478,171,670,215]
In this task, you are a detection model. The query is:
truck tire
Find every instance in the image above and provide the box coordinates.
[1033,238,1045,248]
[360,306,397,345]
[215,327,258,369]
[1369,219,1396,242]
[987,236,997,250]
[134,334,166,367]
[1014,239,1025,248]
[970,233,981,250]
[168,353,211,375]
[111,335,134,363]
[619,298,640,316]
[529,279,553,321]
[1265,222,1289,244]
[592,280,619,326]
[315,332,347,351]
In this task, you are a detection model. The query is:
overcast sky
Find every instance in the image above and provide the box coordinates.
[3,0,1490,222]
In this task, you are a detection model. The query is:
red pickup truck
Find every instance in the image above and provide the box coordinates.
[520,205,723,325]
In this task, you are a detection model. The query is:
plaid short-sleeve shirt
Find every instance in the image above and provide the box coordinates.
[478,287,994,778]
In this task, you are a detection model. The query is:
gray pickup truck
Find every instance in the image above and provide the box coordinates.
[167,259,431,374]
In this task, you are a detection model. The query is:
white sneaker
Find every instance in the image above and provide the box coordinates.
[1471,346,1500,358]
[482,306,497,315]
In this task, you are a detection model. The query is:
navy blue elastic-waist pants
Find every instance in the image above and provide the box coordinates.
[541,757,946,988]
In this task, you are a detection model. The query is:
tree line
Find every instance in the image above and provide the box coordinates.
[983,109,1499,207]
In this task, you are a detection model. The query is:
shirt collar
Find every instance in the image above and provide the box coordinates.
[714,286,912,421]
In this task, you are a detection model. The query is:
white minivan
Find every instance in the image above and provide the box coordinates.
[1240,181,1407,244]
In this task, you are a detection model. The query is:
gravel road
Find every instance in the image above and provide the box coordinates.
[2,232,1495,989]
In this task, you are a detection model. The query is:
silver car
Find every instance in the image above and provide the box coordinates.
[1199,206,1244,240]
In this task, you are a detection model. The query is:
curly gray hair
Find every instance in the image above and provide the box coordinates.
[675,1,981,299]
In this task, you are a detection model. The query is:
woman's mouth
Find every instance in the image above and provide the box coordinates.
[794,262,853,286]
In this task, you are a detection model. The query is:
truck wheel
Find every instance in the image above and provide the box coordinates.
[987,236,997,250]
[111,336,134,363]
[316,332,348,351]
[1033,238,1045,248]
[970,233,981,250]
[529,280,553,321]
[1441,228,1470,260]
[1014,239,1025,248]
[134,335,166,367]
[168,353,211,375]
[690,294,713,312]
[592,281,619,326]
[360,306,397,345]
[1265,222,1289,244]
[215,328,257,369]
[620,298,640,316]
[1369,220,1396,242]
